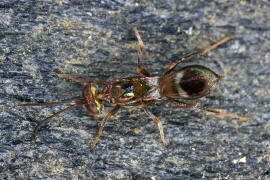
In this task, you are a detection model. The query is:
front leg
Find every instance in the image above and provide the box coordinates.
[91,105,121,148]
[55,73,110,85]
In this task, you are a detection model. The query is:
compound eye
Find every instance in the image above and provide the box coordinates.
[175,65,222,99]
[83,84,100,115]
[85,103,99,115]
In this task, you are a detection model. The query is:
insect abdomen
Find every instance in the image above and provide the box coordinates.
[160,65,222,99]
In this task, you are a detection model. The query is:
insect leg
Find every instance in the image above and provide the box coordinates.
[55,73,110,85]
[131,25,150,77]
[31,104,79,141]
[91,105,121,149]
[16,99,80,108]
[142,106,167,146]
[164,35,235,75]
[166,97,252,123]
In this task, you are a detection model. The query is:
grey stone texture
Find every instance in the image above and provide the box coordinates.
[0,0,269,179]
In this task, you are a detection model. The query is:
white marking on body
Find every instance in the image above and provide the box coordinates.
[174,72,189,98]
[145,77,161,100]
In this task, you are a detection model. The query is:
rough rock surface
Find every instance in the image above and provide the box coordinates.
[0,0,269,179]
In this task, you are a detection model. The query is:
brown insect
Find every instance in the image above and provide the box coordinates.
[16,25,250,148]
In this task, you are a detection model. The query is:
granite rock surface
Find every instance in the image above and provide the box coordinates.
[0,0,269,179]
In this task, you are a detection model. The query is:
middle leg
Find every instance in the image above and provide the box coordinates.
[142,104,167,146]
[131,25,150,77]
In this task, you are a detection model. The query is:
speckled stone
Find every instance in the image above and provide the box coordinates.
[0,0,269,179]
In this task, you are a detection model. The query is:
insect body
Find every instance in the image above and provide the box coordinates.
[17,26,250,148]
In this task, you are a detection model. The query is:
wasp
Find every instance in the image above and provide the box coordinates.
[16,25,250,148]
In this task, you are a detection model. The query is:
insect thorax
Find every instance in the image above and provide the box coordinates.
[110,77,161,104]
